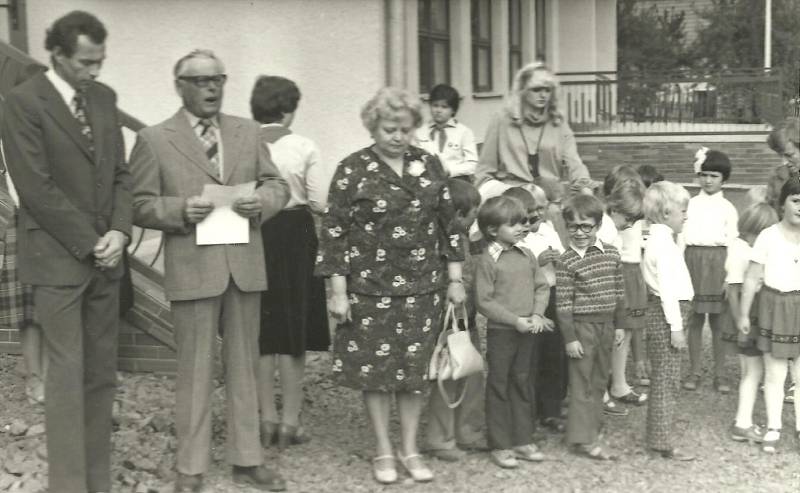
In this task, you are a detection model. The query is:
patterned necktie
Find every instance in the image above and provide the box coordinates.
[197,119,220,178]
[72,92,94,152]
[430,125,447,153]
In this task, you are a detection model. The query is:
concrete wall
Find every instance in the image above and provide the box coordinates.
[24,0,386,163]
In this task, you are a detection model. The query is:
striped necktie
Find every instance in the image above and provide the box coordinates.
[197,119,220,178]
[430,124,447,153]
[72,92,94,152]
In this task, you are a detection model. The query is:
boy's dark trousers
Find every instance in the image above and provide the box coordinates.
[565,318,614,446]
[486,328,536,449]
[534,287,567,421]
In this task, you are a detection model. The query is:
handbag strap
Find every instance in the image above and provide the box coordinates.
[437,377,469,409]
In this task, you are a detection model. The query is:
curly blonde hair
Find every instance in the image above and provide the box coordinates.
[506,62,564,125]
[360,87,423,133]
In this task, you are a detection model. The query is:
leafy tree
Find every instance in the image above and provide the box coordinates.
[617,0,693,74]
[692,0,800,116]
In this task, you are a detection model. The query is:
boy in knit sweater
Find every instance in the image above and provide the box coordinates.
[556,194,625,460]
[475,196,551,469]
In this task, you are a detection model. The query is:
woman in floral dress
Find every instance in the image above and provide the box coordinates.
[315,87,465,484]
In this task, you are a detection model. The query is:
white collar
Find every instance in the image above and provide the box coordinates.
[429,118,457,129]
[568,239,605,258]
[487,241,523,262]
[698,189,724,200]
[45,67,76,108]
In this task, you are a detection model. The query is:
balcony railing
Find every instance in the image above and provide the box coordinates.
[556,68,785,136]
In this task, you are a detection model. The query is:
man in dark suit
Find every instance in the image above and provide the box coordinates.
[1,11,131,493]
[129,50,288,492]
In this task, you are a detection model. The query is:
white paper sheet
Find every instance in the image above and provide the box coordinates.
[196,181,257,245]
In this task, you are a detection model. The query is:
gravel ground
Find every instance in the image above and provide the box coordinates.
[2,336,800,493]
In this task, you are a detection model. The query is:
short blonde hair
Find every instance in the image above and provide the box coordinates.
[360,87,423,133]
[642,181,690,224]
[738,202,778,237]
[745,185,768,206]
[520,183,547,205]
[606,180,645,219]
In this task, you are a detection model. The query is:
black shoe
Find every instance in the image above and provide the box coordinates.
[174,473,203,493]
[649,448,696,461]
[232,465,287,492]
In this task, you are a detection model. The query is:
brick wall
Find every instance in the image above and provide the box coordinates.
[577,138,783,185]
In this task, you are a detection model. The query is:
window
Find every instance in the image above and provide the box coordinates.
[418,0,451,94]
[509,0,522,80]
[535,0,546,61]
[471,0,492,92]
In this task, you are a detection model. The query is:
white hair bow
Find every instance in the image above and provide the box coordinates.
[693,146,709,174]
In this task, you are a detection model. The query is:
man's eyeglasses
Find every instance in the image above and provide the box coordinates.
[566,223,597,234]
[177,74,228,88]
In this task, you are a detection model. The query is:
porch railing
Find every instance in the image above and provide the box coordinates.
[556,68,785,136]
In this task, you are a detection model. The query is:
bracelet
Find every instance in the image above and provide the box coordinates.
[449,279,463,284]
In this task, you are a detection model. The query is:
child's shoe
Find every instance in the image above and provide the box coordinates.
[602,399,629,416]
[682,374,701,391]
[730,423,764,443]
[396,453,433,482]
[428,448,466,462]
[489,449,519,469]
[761,429,781,453]
[785,384,795,404]
[372,456,397,484]
[713,377,731,394]
[513,443,545,462]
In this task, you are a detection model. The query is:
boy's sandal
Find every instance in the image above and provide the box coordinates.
[785,385,795,404]
[613,390,648,406]
[541,417,566,433]
[761,429,781,454]
[372,455,397,484]
[573,443,617,461]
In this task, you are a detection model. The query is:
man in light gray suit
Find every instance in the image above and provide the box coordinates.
[128,49,288,493]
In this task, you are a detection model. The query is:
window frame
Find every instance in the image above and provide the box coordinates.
[508,0,523,82]
[471,0,493,93]
[418,0,452,95]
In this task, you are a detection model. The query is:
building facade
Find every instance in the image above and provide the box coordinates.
[2,0,617,159]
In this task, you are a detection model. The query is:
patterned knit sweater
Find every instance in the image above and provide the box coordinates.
[555,242,625,343]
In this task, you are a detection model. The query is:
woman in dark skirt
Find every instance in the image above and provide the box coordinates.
[251,76,333,449]
[316,87,465,484]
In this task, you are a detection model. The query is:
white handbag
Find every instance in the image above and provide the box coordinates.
[427,303,484,408]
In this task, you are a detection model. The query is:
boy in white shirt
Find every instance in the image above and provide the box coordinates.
[641,181,695,461]
[415,84,478,181]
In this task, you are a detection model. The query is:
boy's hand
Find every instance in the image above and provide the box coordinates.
[670,330,687,349]
[530,314,545,333]
[565,341,584,359]
[515,317,534,334]
[538,247,559,267]
[614,328,625,348]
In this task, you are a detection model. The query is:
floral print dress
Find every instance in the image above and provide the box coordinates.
[315,146,464,392]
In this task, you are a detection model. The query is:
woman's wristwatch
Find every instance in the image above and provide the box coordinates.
[449,279,463,284]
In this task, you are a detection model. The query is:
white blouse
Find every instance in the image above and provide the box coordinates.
[597,212,622,249]
[642,223,695,331]
[751,224,800,292]
[619,220,644,263]
[518,220,565,286]
[683,190,739,247]
[724,237,751,285]
[263,128,333,213]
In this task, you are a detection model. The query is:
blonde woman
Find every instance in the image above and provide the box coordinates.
[475,62,590,193]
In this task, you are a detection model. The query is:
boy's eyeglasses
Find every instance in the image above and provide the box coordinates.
[566,223,597,234]
[522,215,541,226]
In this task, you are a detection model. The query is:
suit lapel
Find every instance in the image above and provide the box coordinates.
[219,114,242,184]
[164,110,222,183]
[37,75,94,161]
